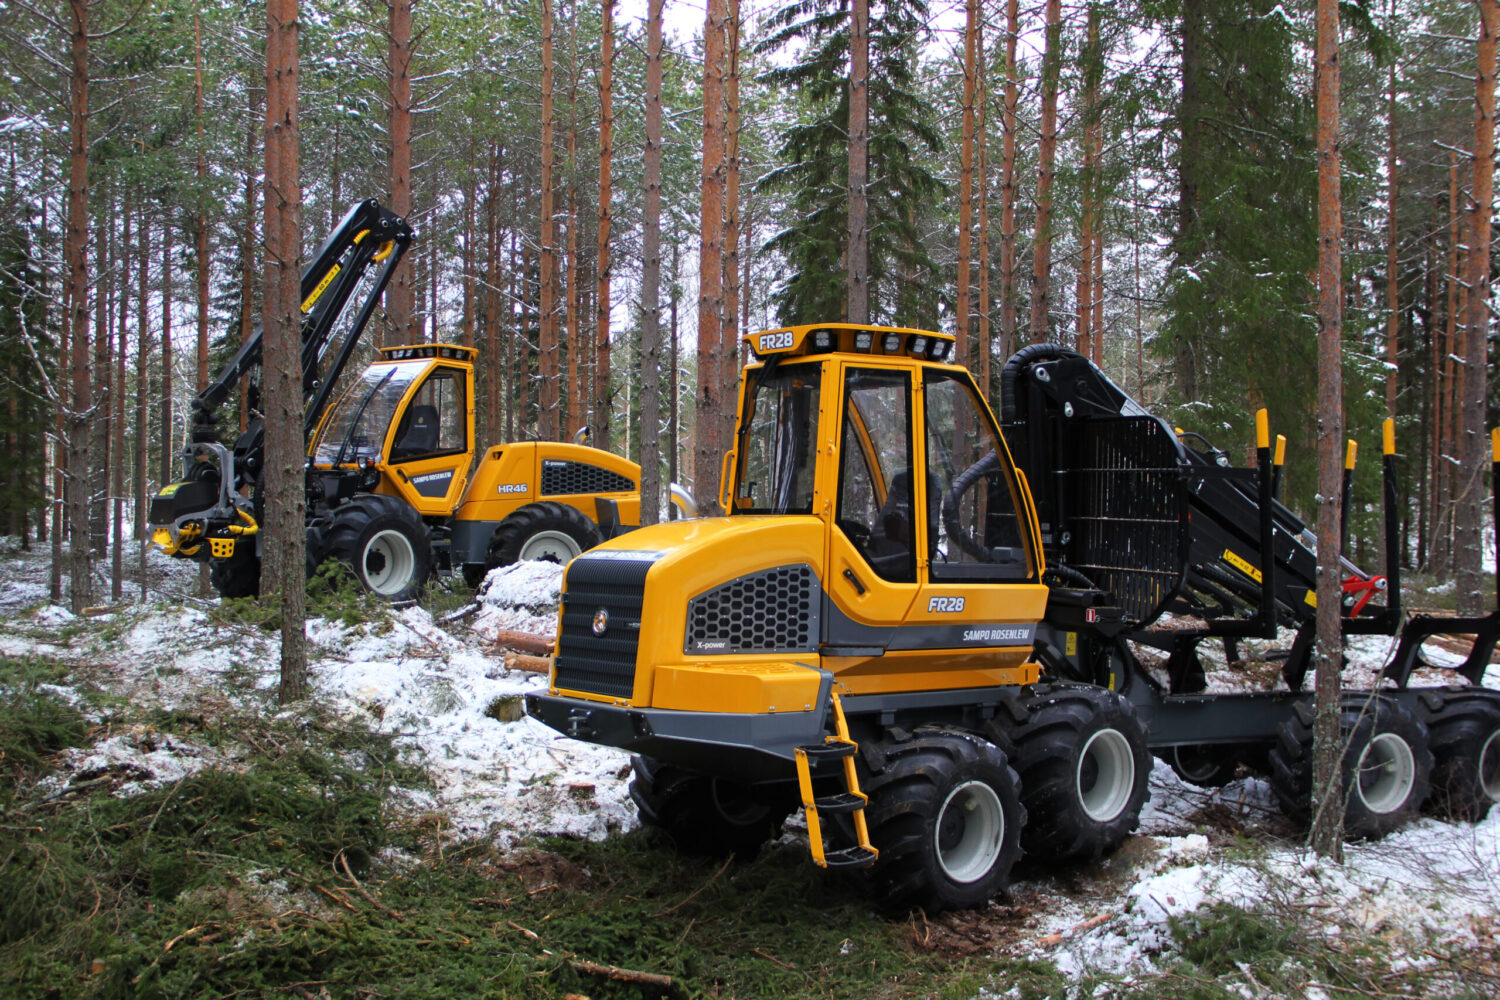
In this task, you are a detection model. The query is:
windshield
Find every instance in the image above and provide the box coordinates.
[311,360,428,465]
[733,362,822,514]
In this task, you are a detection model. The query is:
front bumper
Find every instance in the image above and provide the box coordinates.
[526,680,833,783]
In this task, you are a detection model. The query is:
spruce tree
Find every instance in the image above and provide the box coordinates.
[757,0,945,327]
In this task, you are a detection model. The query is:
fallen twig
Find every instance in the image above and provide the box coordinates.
[568,958,675,990]
[753,948,797,971]
[651,854,733,918]
[507,919,540,940]
[1036,912,1113,947]
[338,853,406,922]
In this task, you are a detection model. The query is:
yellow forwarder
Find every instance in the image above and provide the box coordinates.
[529,323,1500,913]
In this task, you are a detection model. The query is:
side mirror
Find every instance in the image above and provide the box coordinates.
[718,450,737,514]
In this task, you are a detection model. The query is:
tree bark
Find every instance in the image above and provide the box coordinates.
[64,0,92,612]
[976,20,991,396]
[1029,0,1061,344]
[722,0,742,415]
[539,0,560,440]
[386,0,414,345]
[264,0,307,702]
[640,0,663,526]
[1456,0,1497,616]
[848,0,870,324]
[595,0,614,451]
[998,0,1020,363]
[1384,55,1399,417]
[695,0,727,510]
[1310,0,1344,862]
[957,0,977,368]
[159,233,173,487]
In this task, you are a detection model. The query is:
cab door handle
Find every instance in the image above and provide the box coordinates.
[842,568,867,595]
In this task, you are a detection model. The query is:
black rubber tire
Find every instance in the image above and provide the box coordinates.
[489,501,602,568]
[999,683,1150,862]
[1160,744,1243,788]
[859,728,1024,914]
[1268,694,1433,840]
[461,563,488,589]
[629,756,792,860]
[321,493,433,602]
[209,544,260,599]
[1422,689,1500,822]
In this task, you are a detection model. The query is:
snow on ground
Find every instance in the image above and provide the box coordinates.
[4,535,1499,982]
[1,542,634,847]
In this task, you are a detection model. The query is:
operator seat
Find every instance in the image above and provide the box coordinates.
[393,404,440,458]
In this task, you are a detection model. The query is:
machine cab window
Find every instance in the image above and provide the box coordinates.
[923,371,1033,581]
[311,360,426,466]
[836,368,916,582]
[390,368,467,462]
[734,362,822,514]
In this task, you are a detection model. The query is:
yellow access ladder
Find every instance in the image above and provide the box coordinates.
[793,691,878,868]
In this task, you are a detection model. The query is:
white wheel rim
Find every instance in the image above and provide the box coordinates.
[1078,729,1136,822]
[363,528,416,596]
[518,529,582,563]
[1356,732,1416,814]
[935,779,1004,883]
[1480,729,1500,802]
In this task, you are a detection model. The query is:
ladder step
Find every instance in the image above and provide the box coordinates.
[796,741,857,763]
[820,845,878,869]
[812,791,867,815]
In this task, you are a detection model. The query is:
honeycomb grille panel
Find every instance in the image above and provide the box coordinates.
[542,460,636,496]
[686,564,819,654]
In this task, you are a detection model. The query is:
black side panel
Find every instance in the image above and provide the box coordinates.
[553,554,655,699]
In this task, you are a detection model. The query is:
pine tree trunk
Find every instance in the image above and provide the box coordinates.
[976,23,991,397]
[264,0,307,702]
[1310,0,1345,862]
[640,0,664,526]
[695,0,727,510]
[848,0,870,324]
[462,140,476,349]
[91,196,110,560]
[159,234,173,487]
[539,0,560,440]
[135,202,149,557]
[386,0,414,345]
[595,0,614,452]
[1435,155,1460,575]
[956,0,977,367]
[722,0,742,415]
[1456,0,1497,616]
[998,0,1020,364]
[1174,0,1204,401]
[240,87,260,435]
[1384,57,1399,417]
[1029,0,1061,344]
[65,0,92,613]
[113,206,127,602]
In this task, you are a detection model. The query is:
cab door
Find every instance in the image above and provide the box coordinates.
[907,368,1049,673]
[384,365,474,516]
[823,364,923,667]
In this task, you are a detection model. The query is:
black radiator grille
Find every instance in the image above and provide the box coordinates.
[542,460,636,496]
[552,554,655,699]
[1059,417,1186,626]
[686,564,819,654]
